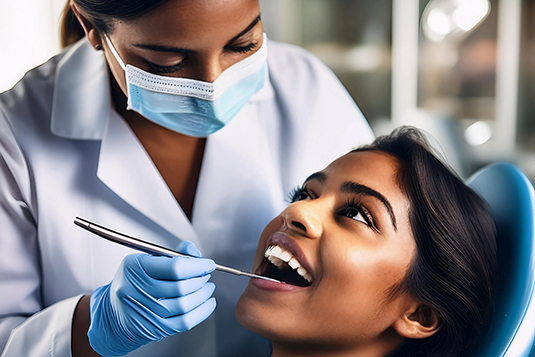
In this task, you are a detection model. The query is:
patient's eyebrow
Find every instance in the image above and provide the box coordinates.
[341,182,397,231]
[304,172,327,184]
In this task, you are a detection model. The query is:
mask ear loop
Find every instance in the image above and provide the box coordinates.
[104,34,135,110]
[104,35,127,71]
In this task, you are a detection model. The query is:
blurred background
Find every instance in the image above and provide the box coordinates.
[0,0,533,181]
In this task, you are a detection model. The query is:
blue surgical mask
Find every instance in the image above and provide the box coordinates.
[105,34,268,137]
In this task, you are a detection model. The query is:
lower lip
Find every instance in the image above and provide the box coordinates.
[251,277,309,292]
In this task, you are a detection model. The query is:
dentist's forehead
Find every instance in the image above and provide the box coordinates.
[115,0,261,46]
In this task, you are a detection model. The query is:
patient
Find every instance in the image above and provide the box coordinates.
[236,127,498,357]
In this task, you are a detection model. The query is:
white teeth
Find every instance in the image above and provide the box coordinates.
[279,251,292,262]
[264,246,274,257]
[272,257,284,267]
[263,245,313,283]
[267,253,284,267]
[270,246,282,257]
[288,257,299,269]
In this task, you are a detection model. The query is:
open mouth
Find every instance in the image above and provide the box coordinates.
[257,245,313,287]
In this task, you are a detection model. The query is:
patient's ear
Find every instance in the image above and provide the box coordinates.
[392,302,441,339]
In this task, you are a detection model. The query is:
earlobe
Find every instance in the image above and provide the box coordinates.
[392,304,441,339]
[70,0,102,50]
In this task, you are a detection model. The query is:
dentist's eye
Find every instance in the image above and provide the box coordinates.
[339,199,377,231]
[146,60,186,75]
[287,185,311,203]
[226,42,258,54]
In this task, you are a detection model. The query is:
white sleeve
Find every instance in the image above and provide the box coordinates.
[1,296,83,357]
[0,109,81,357]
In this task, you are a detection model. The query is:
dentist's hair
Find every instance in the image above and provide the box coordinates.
[60,0,170,48]
[353,126,498,357]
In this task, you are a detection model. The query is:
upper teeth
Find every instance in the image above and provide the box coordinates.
[264,245,313,283]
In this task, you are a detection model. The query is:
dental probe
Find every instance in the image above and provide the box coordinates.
[74,217,280,283]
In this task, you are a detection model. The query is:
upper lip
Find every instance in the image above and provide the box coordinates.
[262,232,315,282]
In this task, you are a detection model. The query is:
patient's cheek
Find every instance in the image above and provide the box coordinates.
[325,240,414,304]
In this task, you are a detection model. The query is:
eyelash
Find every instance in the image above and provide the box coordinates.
[287,184,311,203]
[146,42,258,75]
[286,185,377,231]
[225,42,258,54]
[147,61,186,75]
[339,198,378,232]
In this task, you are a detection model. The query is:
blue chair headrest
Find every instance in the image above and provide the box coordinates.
[467,163,535,357]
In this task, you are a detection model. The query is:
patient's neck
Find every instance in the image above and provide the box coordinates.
[271,345,387,357]
[270,331,404,357]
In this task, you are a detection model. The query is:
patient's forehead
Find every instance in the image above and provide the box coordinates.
[323,151,402,190]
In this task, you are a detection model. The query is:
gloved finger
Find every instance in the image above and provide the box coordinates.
[164,297,217,333]
[176,240,202,258]
[138,254,216,280]
[143,275,211,299]
[156,282,216,318]
[120,255,211,298]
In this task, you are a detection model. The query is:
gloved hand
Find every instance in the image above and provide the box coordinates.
[88,241,216,356]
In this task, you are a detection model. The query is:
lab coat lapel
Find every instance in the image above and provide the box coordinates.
[51,39,110,140]
[96,110,201,248]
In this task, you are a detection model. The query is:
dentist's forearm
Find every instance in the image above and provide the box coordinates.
[72,294,101,357]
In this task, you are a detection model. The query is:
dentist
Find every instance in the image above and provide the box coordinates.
[0,0,374,356]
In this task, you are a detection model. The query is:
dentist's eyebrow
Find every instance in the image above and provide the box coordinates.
[131,15,261,54]
[226,15,262,44]
[303,172,327,184]
[341,182,397,231]
[132,43,197,54]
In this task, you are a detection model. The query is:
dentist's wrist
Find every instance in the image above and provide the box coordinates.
[72,294,101,357]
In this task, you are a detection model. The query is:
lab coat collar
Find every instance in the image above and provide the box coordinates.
[96,109,202,249]
[51,39,110,140]
[50,38,275,140]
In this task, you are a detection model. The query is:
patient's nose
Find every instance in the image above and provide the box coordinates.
[282,201,322,239]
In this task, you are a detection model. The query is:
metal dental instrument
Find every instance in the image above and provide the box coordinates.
[74,217,280,283]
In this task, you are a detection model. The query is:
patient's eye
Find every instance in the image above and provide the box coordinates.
[344,208,367,224]
[339,199,377,231]
[287,185,311,203]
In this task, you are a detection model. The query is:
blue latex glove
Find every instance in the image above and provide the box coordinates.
[88,241,216,356]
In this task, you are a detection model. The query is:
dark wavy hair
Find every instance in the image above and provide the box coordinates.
[60,0,171,48]
[353,127,498,357]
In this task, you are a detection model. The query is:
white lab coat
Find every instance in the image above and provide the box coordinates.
[0,37,374,357]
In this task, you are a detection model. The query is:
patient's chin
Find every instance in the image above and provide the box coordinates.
[235,293,253,329]
[235,289,296,343]
[235,289,269,336]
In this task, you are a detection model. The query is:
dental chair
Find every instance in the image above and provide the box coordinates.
[467,163,535,357]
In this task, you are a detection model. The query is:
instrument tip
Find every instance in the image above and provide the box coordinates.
[251,274,281,283]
